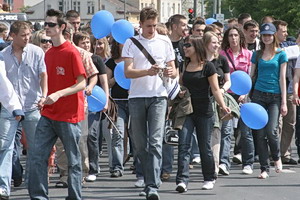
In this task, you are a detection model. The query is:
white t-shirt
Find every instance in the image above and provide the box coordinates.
[122,33,175,98]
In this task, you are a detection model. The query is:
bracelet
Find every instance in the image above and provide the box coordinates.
[40,96,46,98]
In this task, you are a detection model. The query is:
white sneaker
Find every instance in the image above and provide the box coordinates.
[176,182,187,193]
[202,181,215,190]
[192,157,201,164]
[85,174,96,182]
[242,165,253,175]
[134,179,145,188]
[0,187,9,199]
[219,164,229,175]
[232,154,242,164]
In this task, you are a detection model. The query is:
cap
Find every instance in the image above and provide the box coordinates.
[260,23,276,35]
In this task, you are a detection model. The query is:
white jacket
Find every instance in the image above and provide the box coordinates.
[0,59,23,115]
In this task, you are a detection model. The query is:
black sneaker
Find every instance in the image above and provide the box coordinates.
[282,158,298,165]
[110,170,123,178]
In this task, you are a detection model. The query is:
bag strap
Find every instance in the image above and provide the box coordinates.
[225,50,237,71]
[130,37,156,65]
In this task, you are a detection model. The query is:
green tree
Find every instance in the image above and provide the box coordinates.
[223,0,300,36]
[19,5,31,13]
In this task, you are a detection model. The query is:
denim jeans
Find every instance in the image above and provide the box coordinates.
[128,97,167,194]
[252,90,281,172]
[161,143,174,174]
[111,100,129,173]
[0,107,40,195]
[87,111,101,174]
[239,120,254,167]
[191,131,200,158]
[12,126,23,181]
[176,114,216,185]
[295,106,300,157]
[28,116,82,200]
[219,119,233,170]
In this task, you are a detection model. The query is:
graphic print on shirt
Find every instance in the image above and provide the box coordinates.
[56,66,65,75]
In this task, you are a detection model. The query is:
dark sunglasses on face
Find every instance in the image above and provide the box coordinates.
[41,39,52,44]
[183,43,192,48]
[44,22,58,28]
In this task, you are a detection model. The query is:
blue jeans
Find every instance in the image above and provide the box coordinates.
[128,97,167,194]
[295,106,300,156]
[87,111,101,174]
[176,114,216,185]
[219,119,233,170]
[28,116,82,200]
[111,100,129,173]
[252,90,281,172]
[0,107,40,195]
[12,126,23,181]
[161,143,174,174]
[239,120,254,167]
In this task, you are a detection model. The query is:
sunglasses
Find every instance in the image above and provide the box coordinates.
[183,43,192,48]
[44,22,58,27]
[41,39,52,44]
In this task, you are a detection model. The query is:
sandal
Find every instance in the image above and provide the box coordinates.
[258,171,269,179]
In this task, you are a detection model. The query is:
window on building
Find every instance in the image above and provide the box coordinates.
[59,1,63,12]
[167,3,170,17]
[178,3,180,14]
[87,1,95,14]
[101,4,105,10]
[172,3,175,15]
[141,3,143,9]
[73,1,80,13]
[145,3,147,7]
[162,2,164,17]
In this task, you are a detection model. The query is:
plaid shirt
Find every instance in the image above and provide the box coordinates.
[73,44,99,78]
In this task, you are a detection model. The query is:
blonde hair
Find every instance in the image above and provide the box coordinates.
[30,30,46,46]
[203,31,220,58]
[91,36,111,59]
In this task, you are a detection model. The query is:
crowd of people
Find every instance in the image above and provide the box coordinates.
[0,6,300,200]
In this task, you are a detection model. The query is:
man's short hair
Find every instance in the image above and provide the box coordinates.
[73,31,90,46]
[192,20,205,30]
[66,10,80,19]
[243,20,259,30]
[212,21,224,29]
[228,18,237,24]
[10,21,30,35]
[0,23,8,34]
[46,9,66,27]
[168,14,186,28]
[238,13,251,24]
[273,20,288,30]
[140,7,158,22]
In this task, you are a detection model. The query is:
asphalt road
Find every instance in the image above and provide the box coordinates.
[10,144,300,200]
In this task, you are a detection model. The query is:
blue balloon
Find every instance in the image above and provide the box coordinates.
[87,85,107,112]
[91,10,114,39]
[111,20,134,44]
[205,18,217,25]
[240,103,269,130]
[114,61,130,90]
[230,70,252,95]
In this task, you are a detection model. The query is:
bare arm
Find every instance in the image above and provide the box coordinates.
[221,72,231,93]
[85,74,98,96]
[250,63,257,79]
[293,68,300,105]
[280,62,287,116]
[99,73,109,111]
[44,75,86,105]
[37,72,48,109]
[124,57,159,79]
[208,74,230,113]
[106,67,116,88]
[164,60,177,79]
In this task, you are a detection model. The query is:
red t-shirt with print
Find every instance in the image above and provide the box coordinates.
[42,41,86,123]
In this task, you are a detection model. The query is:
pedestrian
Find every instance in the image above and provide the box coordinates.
[122,7,177,200]
[28,9,86,199]
[250,23,288,179]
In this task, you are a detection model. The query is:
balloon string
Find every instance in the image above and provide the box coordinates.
[103,112,121,135]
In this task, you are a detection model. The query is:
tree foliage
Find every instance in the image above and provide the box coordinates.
[222,0,300,35]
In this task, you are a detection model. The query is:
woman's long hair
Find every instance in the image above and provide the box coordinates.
[203,31,220,58]
[184,35,207,68]
[221,26,246,51]
[259,34,280,57]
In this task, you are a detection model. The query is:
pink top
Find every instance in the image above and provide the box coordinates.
[220,48,252,74]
